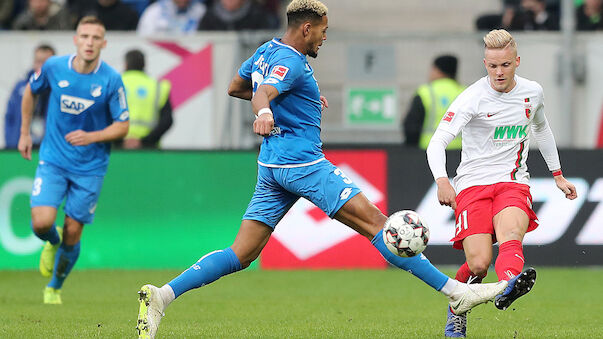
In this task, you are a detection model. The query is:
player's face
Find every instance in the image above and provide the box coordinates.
[306,16,328,58]
[484,46,520,93]
[73,23,106,63]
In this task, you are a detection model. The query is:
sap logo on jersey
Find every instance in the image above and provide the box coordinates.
[60,94,94,115]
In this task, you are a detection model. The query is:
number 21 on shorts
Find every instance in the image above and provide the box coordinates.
[455,210,468,236]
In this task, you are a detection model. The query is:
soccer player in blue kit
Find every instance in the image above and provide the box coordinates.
[136,1,507,337]
[18,16,129,304]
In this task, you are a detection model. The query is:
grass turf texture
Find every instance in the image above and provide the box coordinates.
[0,268,601,338]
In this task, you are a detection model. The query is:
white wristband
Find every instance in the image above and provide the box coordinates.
[256,107,272,119]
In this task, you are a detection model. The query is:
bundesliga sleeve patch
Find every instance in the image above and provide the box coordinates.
[270,65,289,81]
[442,111,455,122]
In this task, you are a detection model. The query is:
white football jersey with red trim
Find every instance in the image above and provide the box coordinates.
[436,75,544,193]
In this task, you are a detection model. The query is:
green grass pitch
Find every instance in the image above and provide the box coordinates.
[0,268,601,338]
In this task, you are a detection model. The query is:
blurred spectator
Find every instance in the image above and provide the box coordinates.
[137,0,206,36]
[476,0,559,31]
[507,0,559,30]
[121,49,173,149]
[12,0,74,30]
[198,0,278,31]
[476,0,520,30]
[403,55,465,149]
[576,0,603,30]
[4,44,55,149]
[72,0,139,30]
[258,0,282,25]
[0,0,14,29]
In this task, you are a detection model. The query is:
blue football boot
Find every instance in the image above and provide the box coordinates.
[495,267,537,310]
[445,306,467,337]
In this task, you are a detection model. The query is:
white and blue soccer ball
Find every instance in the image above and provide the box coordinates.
[383,210,430,257]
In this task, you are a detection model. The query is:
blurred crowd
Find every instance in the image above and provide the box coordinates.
[476,0,603,31]
[0,0,282,33]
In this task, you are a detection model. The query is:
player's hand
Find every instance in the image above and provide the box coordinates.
[436,177,457,210]
[253,112,274,137]
[18,134,33,160]
[555,175,577,200]
[320,95,329,111]
[65,130,94,146]
[123,138,142,149]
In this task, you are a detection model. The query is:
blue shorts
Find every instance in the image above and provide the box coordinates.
[30,161,104,224]
[243,159,361,228]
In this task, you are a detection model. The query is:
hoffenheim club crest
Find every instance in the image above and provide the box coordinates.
[91,84,102,97]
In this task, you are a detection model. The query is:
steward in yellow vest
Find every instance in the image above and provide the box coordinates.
[121,49,173,149]
[403,55,465,149]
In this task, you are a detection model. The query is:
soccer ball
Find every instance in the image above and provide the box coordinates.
[383,210,430,257]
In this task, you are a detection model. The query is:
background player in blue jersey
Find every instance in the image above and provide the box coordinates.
[136,1,506,338]
[18,16,129,304]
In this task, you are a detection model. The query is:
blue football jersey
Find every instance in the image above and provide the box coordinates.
[29,55,129,176]
[238,38,323,167]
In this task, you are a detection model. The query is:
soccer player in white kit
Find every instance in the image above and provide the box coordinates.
[426,29,578,338]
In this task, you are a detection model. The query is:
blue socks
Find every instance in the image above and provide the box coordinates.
[166,233,446,299]
[168,247,242,298]
[33,223,60,245]
[48,242,80,289]
[372,229,449,291]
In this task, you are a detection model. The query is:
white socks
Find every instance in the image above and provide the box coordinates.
[440,278,459,297]
[159,284,175,308]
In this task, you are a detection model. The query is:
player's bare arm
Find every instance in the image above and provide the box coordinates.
[18,84,36,160]
[227,74,253,100]
[251,84,278,137]
[436,177,457,210]
[65,120,129,146]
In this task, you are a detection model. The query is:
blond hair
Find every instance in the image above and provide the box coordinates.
[77,16,105,29]
[286,0,328,17]
[483,29,517,51]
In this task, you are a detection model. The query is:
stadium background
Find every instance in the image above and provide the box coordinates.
[1,0,602,270]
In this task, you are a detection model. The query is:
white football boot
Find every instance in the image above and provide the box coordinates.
[137,284,165,339]
[448,280,508,315]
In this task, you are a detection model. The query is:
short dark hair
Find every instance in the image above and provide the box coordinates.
[125,49,145,71]
[36,44,56,55]
[77,16,105,29]
[433,55,458,79]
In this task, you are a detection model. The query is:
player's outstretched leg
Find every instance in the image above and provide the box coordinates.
[137,247,243,338]
[35,224,62,277]
[371,229,506,314]
[495,267,536,310]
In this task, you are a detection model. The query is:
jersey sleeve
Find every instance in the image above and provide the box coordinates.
[261,56,304,94]
[108,74,129,122]
[29,57,54,94]
[238,55,254,81]
[435,89,475,137]
[531,84,561,171]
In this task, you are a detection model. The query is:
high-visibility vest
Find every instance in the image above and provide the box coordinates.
[122,70,171,139]
[416,78,465,149]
